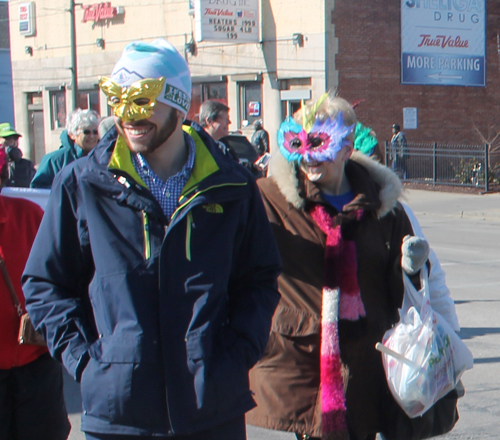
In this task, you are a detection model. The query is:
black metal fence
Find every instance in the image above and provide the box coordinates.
[384,142,489,191]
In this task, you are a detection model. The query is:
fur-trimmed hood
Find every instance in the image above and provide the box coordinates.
[268,150,405,218]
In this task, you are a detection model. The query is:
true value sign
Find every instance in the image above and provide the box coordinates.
[82,2,122,23]
[194,0,259,43]
[400,0,486,87]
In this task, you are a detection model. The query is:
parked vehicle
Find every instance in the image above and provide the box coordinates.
[219,134,264,177]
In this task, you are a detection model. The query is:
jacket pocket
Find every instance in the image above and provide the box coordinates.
[81,356,114,421]
[186,333,216,414]
[271,306,320,336]
[185,326,254,418]
[212,326,255,414]
[81,337,165,427]
[263,306,321,365]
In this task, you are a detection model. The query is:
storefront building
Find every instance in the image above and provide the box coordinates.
[8,0,500,164]
[333,0,500,149]
[0,3,15,126]
[9,0,335,162]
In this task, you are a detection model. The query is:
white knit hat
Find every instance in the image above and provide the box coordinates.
[111,39,191,115]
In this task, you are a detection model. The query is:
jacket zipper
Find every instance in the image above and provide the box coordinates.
[142,211,151,260]
[157,181,246,435]
[170,182,247,261]
[185,212,193,262]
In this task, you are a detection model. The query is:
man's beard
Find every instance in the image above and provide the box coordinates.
[118,109,179,155]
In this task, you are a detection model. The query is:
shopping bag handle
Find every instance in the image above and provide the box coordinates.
[375,342,423,371]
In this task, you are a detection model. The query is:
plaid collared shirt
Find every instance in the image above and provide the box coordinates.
[132,133,195,219]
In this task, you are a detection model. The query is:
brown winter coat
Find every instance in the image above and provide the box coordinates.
[247,151,416,439]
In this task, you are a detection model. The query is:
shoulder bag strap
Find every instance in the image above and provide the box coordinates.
[0,255,23,317]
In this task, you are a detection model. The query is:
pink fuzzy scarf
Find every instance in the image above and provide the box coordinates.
[309,204,366,440]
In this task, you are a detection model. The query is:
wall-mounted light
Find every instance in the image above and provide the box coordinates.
[25,46,33,56]
[96,38,105,49]
[185,40,196,55]
[292,33,304,47]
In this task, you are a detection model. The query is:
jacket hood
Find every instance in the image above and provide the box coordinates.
[60,130,83,158]
[268,150,404,218]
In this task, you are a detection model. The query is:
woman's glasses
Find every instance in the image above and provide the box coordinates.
[81,129,98,135]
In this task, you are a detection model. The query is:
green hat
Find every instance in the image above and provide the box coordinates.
[0,123,21,138]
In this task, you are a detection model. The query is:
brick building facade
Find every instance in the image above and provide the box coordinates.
[7,0,498,162]
[333,0,499,147]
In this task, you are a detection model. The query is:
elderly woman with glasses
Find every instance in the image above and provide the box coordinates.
[31,108,100,189]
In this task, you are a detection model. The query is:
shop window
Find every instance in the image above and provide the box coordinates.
[203,83,227,101]
[239,82,262,128]
[189,82,227,122]
[50,91,67,130]
[78,90,100,113]
[27,92,43,106]
[281,100,302,119]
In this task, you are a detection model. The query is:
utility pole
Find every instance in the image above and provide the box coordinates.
[69,0,78,110]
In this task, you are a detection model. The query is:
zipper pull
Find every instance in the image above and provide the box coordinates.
[115,175,131,188]
[142,211,151,260]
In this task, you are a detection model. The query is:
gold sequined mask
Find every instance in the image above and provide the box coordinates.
[99,76,166,122]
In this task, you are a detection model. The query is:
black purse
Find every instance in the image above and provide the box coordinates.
[380,387,460,440]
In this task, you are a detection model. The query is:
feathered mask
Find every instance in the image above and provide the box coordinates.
[278,94,355,164]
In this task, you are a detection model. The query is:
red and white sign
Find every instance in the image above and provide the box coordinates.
[82,3,123,23]
[19,3,36,36]
[194,0,259,43]
[248,101,261,117]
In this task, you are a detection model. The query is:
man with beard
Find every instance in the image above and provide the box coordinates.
[22,39,281,440]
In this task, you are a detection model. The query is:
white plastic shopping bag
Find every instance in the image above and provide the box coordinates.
[376,265,473,418]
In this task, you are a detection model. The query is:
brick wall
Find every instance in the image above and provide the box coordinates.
[332,0,500,147]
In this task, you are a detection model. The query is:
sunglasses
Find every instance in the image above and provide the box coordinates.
[81,129,98,135]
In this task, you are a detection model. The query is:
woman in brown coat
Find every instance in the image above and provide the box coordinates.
[247,96,420,440]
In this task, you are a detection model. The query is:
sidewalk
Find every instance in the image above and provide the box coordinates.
[404,189,500,222]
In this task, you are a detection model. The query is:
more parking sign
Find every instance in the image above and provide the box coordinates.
[401,0,486,87]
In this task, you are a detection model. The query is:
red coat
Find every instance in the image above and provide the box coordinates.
[0,195,46,369]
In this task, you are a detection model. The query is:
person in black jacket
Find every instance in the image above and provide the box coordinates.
[390,124,408,179]
[250,119,269,157]
[0,123,36,187]
[5,145,36,188]
[22,38,281,440]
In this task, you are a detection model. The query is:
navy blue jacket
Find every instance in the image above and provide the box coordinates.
[22,123,281,436]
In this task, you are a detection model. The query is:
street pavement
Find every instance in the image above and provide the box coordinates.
[65,189,500,439]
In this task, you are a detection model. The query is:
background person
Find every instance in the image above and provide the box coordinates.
[246,95,459,440]
[199,100,239,161]
[199,100,231,141]
[250,119,270,157]
[23,38,281,440]
[353,121,383,163]
[98,115,116,139]
[0,148,71,440]
[0,122,22,149]
[390,123,408,179]
[31,109,100,189]
[5,145,36,188]
[0,123,36,187]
